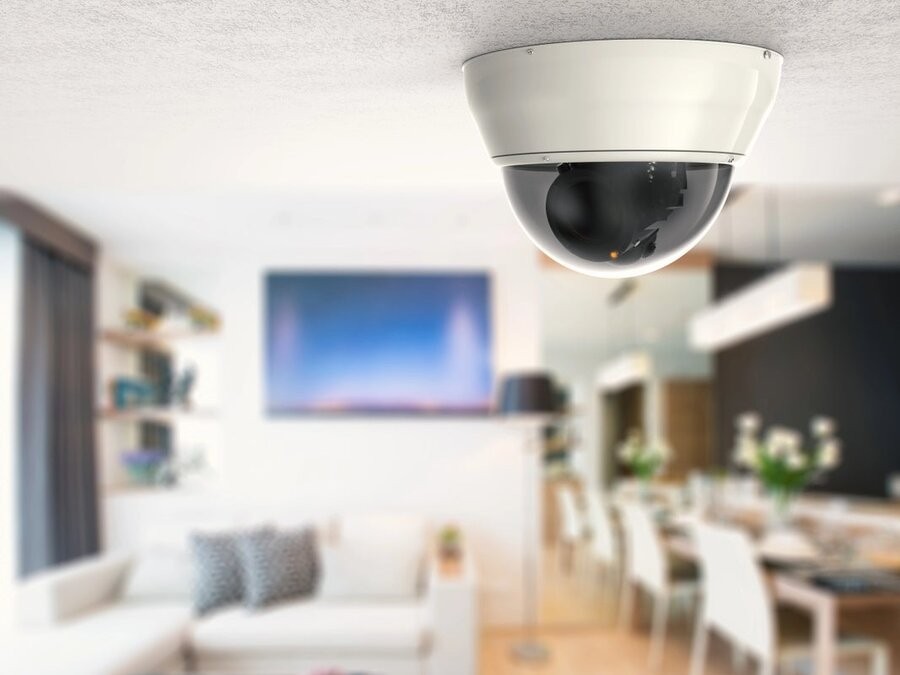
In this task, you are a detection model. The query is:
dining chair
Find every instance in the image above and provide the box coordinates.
[618,502,699,670]
[584,490,618,583]
[556,485,586,573]
[585,490,623,624]
[690,522,889,675]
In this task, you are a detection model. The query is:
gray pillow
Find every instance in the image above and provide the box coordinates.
[237,527,319,608]
[190,527,270,616]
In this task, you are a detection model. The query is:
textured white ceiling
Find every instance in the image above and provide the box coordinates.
[1,0,899,191]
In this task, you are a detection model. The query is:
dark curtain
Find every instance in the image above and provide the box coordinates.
[18,240,99,576]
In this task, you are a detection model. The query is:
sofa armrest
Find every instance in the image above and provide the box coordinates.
[427,551,479,675]
[16,552,132,629]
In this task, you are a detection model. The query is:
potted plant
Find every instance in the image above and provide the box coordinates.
[617,429,670,499]
[732,413,841,558]
[438,524,463,561]
[733,413,841,517]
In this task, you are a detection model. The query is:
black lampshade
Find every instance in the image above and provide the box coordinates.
[497,373,558,415]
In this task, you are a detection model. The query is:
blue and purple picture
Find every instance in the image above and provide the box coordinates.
[265,273,493,414]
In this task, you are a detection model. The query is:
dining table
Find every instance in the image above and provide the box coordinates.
[666,528,900,675]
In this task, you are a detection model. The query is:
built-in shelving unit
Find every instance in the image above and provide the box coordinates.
[96,272,221,493]
[95,325,221,426]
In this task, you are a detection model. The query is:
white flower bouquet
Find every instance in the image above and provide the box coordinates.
[617,429,670,482]
[733,413,841,513]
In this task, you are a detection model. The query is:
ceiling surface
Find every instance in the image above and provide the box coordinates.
[1,0,899,191]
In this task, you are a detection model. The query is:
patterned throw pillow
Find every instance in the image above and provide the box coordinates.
[237,527,319,608]
[190,527,269,616]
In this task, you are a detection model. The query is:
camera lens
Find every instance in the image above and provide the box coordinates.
[502,161,733,277]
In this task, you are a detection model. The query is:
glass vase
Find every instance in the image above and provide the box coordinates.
[638,478,652,503]
[769,488,794,530]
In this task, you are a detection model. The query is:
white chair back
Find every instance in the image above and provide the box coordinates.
[556,486,584,544]
[585,490,616,565]
[694,523,775,662]
[620,503,667,594]
[687,472,711,514]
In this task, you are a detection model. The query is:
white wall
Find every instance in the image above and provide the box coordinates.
[104,230,543,627]
[0,221,21,632]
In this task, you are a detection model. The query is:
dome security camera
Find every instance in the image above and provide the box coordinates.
[463,40,782,277]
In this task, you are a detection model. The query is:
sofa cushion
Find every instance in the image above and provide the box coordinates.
[191,527,270,615]
[318,514,427,601]
[191,599,430,658]
[318,539,422,601]
[4,602,190,675]
[237,527,319,608]
[338,514,427,558]
[123,545,193,602]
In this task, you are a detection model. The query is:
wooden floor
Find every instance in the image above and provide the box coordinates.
[480,545,890,675]
[480,546,733,675]
[538,546,611,627]
[481,624,733,675]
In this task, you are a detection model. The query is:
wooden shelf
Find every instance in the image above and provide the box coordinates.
[103,484,209,497]
[99,327,219,351]
[97,407,219,423]
[545,439,577,453]
[557,407,583,417]
[103,484,168,496]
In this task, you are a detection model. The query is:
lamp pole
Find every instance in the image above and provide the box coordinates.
[511,427,548,662]
[497,372,558,663]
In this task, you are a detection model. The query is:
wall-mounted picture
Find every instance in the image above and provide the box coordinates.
[265,272,493,414]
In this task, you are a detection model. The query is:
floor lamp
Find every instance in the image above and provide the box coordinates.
[498,373,558,663]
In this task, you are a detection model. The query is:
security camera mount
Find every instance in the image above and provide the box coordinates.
[463,39,781,168]
[463,39,782,277]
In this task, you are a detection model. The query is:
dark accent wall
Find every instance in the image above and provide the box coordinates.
[713,264,900,498]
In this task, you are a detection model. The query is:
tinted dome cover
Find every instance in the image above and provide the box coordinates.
[503,162,733,277]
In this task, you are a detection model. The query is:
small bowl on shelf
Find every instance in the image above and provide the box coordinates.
[121,449,167,486]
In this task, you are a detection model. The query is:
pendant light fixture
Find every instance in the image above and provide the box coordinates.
[688,189,833,351]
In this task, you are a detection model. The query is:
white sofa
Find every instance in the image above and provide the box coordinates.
[7,553,191,675]
[6,520,478,675]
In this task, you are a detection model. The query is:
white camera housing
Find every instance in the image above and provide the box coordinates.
[463,39,782,277]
